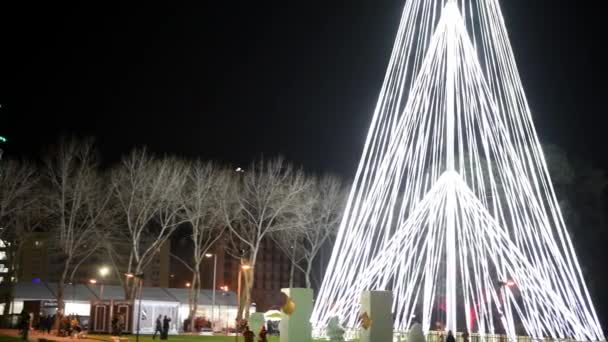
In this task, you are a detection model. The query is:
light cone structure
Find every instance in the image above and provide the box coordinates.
[311,1,604,341]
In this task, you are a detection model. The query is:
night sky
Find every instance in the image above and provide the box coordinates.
[0,1,606,175]
[1,0,607,331]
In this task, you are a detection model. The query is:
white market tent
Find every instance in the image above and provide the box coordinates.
[164,288,244,331]
[3,281,240,333]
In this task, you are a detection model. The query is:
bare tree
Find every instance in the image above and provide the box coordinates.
[0,159,41,314]
[45,138,111,314]
[177,161,227,331]
[0,159,38,226]
[274,175,345,289]
[220,157,310,320]
[272,227,307,288]
[111,149,187,299]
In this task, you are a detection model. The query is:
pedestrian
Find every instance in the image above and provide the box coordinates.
[153,315,163,340]
[46,314,53,334]
[111,315,119,336]
[161,315,171,340]
[258,325,268,342]
[463,330,470,342]
[36,314,44,334]
[446,330,456,342]
[243,326,254,342]
[19,310,30,340]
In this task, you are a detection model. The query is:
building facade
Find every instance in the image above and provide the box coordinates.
[15,233,170,288]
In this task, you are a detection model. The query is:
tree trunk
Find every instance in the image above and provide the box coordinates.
[243,269,254,320]
[289,257,295,289]
[188,270,199,332]
[305,260,313,289]
[57,257,71,315]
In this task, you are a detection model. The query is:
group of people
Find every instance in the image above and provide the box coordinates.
[58,314,83,338]
[18,311,81,340]
[242,325,268,342]
[35,313,55,334]
[152,315,172,340]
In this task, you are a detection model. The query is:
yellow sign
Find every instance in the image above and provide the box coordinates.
[360,312,372,330]
[282,297,296,316]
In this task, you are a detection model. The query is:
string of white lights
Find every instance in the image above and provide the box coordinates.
[311,0,604,340]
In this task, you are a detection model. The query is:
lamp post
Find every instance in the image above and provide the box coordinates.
[219,287,228,335]
[205,253,217,331]
[126,273,144,342]
[98,266,110,300]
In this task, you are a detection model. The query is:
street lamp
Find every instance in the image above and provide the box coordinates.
[98,266,110,300]
[205,253,218,332]
[125,273,144,342]
[186,282,191,288]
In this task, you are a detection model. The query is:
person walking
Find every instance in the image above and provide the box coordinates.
[19,310,30,340]
[161,315,171,340]
[153,315,163,340]
[243,326,254,342]
[258,326,268,342]
[446,330,456,342]
[44,314,55,335]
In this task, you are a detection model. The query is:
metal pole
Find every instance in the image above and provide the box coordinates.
[100,282,104,301]
[136,278,143,342]
[211,255,217,332]
[236,268,241,342]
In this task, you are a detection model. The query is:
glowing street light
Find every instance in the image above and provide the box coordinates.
[185,282,191,288]
[89,279,97,284]
[99,266,110,277]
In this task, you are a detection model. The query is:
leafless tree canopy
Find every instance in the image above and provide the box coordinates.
[177,160,228,330]
[0,159,40,246]
[110,149,188,298]
[273,174,346,288]
[221,157,311,319]
[0,139,347,320]
[44,138,111,312]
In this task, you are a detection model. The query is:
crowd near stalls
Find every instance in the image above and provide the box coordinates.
[1,281,240,334]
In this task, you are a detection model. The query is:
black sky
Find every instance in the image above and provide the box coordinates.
[0,1,606,175]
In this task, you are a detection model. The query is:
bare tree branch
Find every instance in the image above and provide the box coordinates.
[110,149,188,299]
[220,157,311,320]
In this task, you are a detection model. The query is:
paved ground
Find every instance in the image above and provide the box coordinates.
[0,329,106,342]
